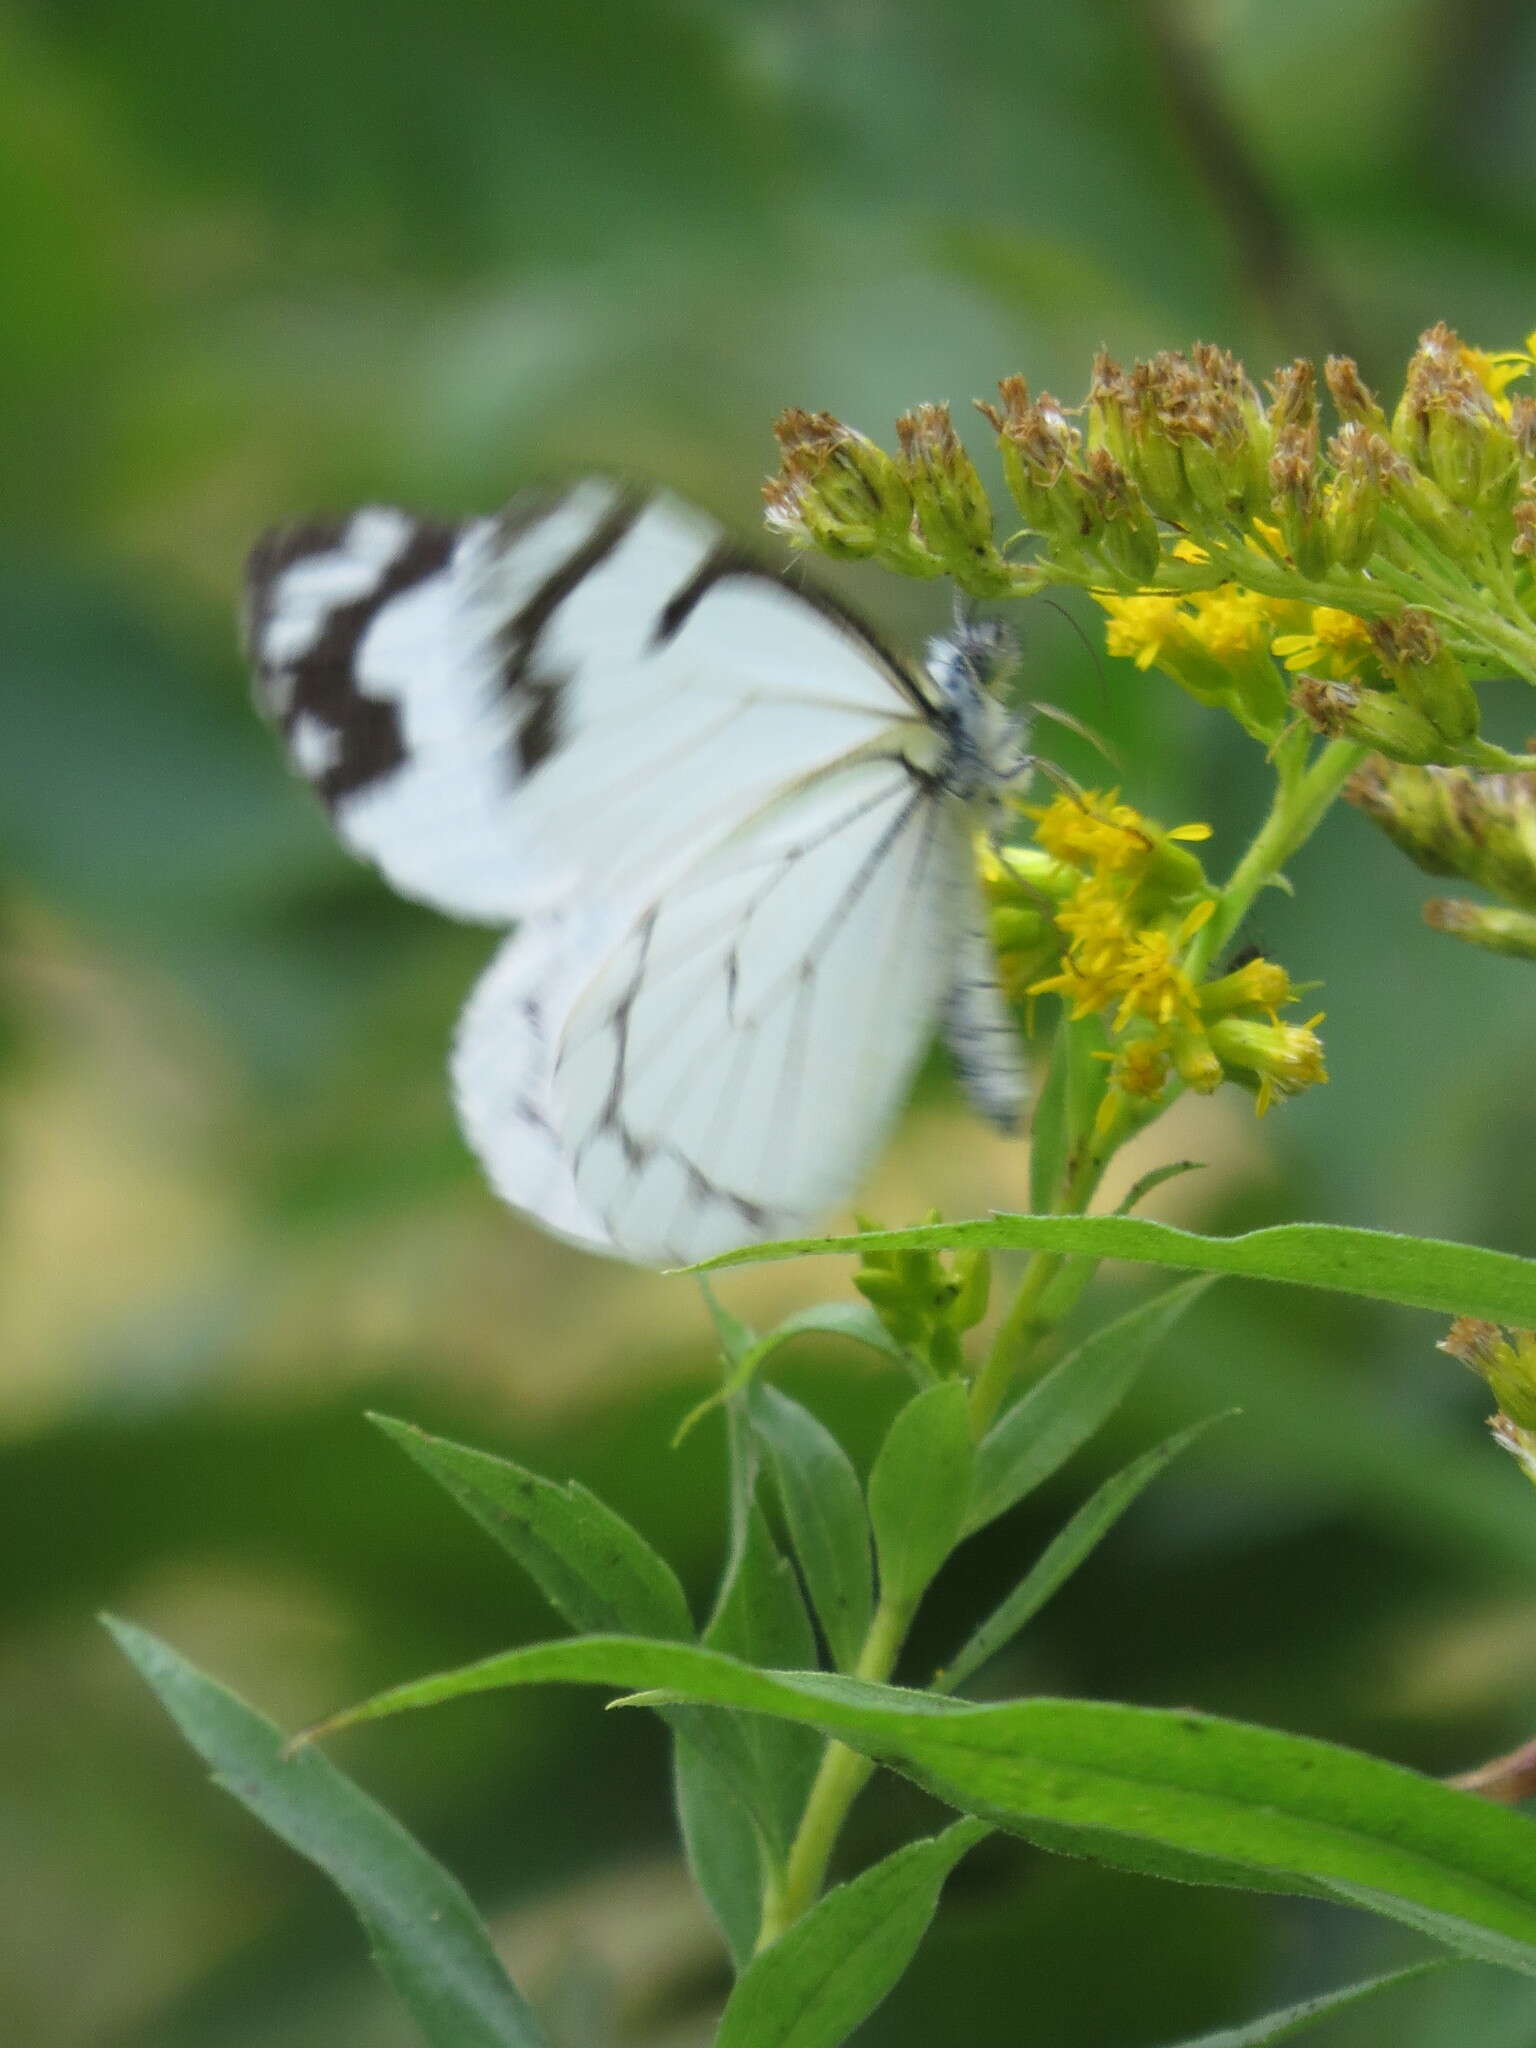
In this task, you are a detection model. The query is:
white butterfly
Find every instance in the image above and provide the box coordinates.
[246,481,1030,1265]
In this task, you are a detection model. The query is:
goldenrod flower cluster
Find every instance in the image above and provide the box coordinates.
[980,795,1326,1122]
[766,324,1536,774]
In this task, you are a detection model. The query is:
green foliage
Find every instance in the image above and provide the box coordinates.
[867,1381,974,1614]
[107,1620,549,2048]
[713,1820,989,2048]
[941,1411,1232,1694]
[301,1633,1536,1975]
[673,1733,766,1974]
[748,1386,874,1676]
[370,1414,692,1640]
[674,1299,909,1446]
[691,1497,822,1887]
[1157,1961,1454,2047]
[701,1214,1536,1326]
[967,1275,1215,1532]
[1026,1008,1074,1216]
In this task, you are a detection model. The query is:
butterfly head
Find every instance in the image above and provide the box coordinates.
[924,615,1028,802]
[926,612,1020,700]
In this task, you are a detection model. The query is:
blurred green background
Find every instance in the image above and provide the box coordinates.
[6,0,1536,2041]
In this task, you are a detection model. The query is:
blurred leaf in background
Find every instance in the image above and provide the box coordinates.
[5,0,1536,2041]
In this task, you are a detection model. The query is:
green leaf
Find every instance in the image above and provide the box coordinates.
[696,1214,1536,1326]
[703,1497,821,1856]
[698,1275,758,1367]
[107,1619,550,2048]
[1114,1159,1207,1217]
[967,1276,1215,1534]
[1028,1009,1072,1215]
[674,1302,908,1447]
[943,1412,1232,1694]
[1065,1012,1112,1160]
[370,1415,691,1642]
[867,1380,974,1611]
[366,1419,784,1883]
[749,1386,873,1674]
[713,1818,989,2048]
[673,1739,764,1973]
[305,1637,1536,1978]
[1157,1960,1454,2046]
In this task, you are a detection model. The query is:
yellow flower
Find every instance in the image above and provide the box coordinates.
[1459,334,1536,417]
[1104,1035,1171,1100]
[1029,790,1211,882]
[1105,898,1214,1031]
[1019,792,1325,1119]
[1208,1012,1329,1115]
[1183,586,1276,662]
[1054,878,1136,965]
[1031,880,1134,1018]
[1031,879,1212,1030]
[1271,605,1375,679]
[1099,592,1187,670]
[1106,930,1194,1029]
[1031,792,1155,874]
[1198,955,1304,1020]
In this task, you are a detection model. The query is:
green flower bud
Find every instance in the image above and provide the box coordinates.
[946,1250,992,1332]
[1424,898,1536,961]
[928,1324,964,1378]
[1368,609,1479,747]
[980,377,1103,563]
[1077,449,1161,580]
[1290,674,1447,764]
[1086,351,1134,469]
[1323,424,1401,571]
[1392,322,1519,514]
[1345,757,1536,909]
[1269,426,1330,579]
[765,409,941,576]
[853,1269,926,1343]
[1207,1009,1328,1115]
[1441,1317,1536,1432]
[895,403,1011,594]
[1324,355,1388,433]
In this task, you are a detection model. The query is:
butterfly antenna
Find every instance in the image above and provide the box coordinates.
[1028,698,1123,774]
[1038,593,1113,723]
[1015,752,1090,806]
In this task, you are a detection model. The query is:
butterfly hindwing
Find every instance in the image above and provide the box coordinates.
[448,906,617,1255]
[943,917,1030,1134]
[453,756,971,1265]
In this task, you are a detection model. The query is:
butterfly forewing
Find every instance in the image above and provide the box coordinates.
[247,483,933,923]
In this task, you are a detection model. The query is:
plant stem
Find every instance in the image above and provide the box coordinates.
[755,1593,911,1949]
[968,1122,1115,1437]
[1188,735,1365,977]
